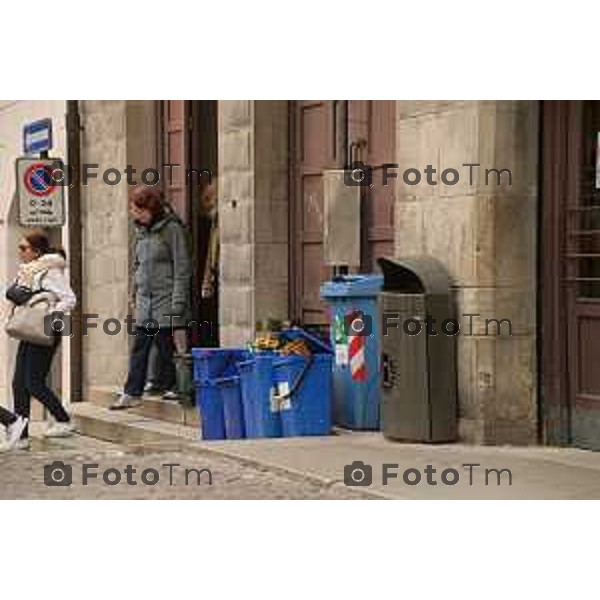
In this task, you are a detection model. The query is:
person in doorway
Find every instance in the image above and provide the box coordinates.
[0,230,76,452]
[199,181,219,302]
[111,186,191,410]
[194,180,219,347]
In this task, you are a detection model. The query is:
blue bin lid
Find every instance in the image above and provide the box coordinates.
[320,274,384,298]
[280,327,333,355]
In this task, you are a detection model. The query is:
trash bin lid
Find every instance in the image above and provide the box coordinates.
[377,256,451,294]
[320,274,384,298]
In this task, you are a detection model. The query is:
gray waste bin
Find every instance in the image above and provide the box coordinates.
[378,257,457,443]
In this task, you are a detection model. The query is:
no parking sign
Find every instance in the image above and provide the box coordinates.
[16,158,65,226]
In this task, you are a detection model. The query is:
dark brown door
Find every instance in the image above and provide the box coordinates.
[290,100,396,326]
[162,100,191,222]
[290,101,336,326]
[541,100,600,450]
[566,101,600,449]
[353,100,396,270]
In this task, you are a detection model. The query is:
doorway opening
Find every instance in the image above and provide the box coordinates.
[159,100,219,347]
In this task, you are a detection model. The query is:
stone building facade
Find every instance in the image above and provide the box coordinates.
[395,101,538,444]
[0,99,593,449]
[0,100,72,422]
[214,100,538,445]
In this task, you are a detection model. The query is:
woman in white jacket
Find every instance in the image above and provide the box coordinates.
[0,230,76,451]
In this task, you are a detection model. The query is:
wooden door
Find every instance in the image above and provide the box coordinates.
[541,100,600,450]
[290,100,337,326]
[347,100,396,270]
[290,100,396,326]
[162,100,190,222]
[566,101,600,450]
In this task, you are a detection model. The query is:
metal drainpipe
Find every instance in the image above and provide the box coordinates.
[66,100,83,402]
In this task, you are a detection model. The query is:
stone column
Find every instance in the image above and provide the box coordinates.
[218,101,289,346]
[79,100,157,394]
[395,101,539,444]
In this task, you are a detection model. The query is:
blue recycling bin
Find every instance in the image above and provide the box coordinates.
[192,347,251,440]
[320,274,383,430]
[192,347,250,383]
[238,355,282,438]
[272,354,333,437]
[236,327,332,439]
[195,381,226,440]
[216,376,246,439]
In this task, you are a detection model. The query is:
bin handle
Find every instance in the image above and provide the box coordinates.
[275,354,315,403]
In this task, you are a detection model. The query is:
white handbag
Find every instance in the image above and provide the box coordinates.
[5,291,59,347]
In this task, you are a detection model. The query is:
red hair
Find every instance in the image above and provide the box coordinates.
[129,186,165,220]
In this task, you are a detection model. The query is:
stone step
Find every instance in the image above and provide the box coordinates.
[86,387,200,428]
[72,402,200,449]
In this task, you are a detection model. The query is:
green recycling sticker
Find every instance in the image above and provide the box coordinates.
[334,313,349,366]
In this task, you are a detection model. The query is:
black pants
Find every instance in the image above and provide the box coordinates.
[2,340,70,438]
[0,405,17,429]
[124,328,176,396]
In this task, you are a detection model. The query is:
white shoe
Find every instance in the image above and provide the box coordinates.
[13,438,30,450]
[0,437,30,453]
[5,416,28,450]
[110,393,142,410]
[44,421,76,438]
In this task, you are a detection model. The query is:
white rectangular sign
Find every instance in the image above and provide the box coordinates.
[16,158,65,227]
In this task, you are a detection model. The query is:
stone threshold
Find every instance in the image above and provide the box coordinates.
[85,386,199,428]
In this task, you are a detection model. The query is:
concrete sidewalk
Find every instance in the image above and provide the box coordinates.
[71,403,600,499]
[202,432,600,499]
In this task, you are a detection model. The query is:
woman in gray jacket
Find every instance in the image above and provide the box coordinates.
[111,186,191,410]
